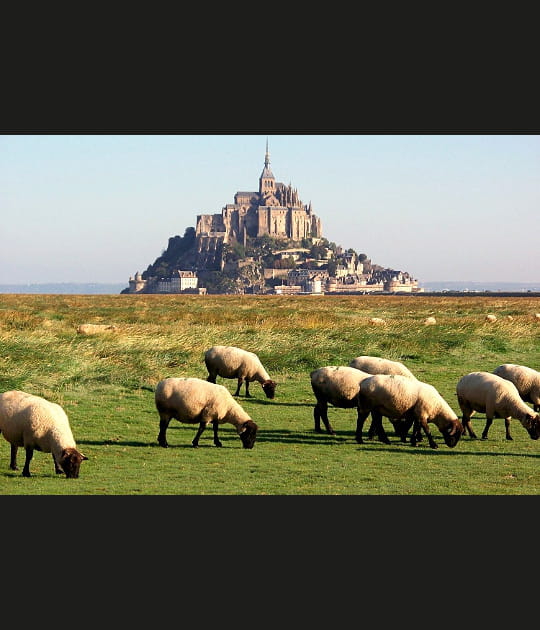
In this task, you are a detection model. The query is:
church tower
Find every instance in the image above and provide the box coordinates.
[259,138,275,197]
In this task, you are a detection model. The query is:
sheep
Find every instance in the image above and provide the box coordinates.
[349,356,417,379]
[492,363,540,412]
[310,366,390,443]
[0,390,88,478]
[369,317,386,325]
[204,345,276,399]
[485,314,497,323]
[356,374,464,449]
[155,377,258,449]
[534,313,540,320]
[348,356,418,442]
[76,323,118,335]
[424,316,437,325]
[456,371,540,441]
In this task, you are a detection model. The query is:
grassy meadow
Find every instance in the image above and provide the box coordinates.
[0,292,539,495]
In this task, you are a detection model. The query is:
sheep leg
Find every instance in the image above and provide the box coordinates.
[371,410,391,444]
[412,418,438,449]
[458,398,477,438]
[481,417,493,440]
[192,421,207,447]
[212,420,223,447]
[9,444,19,471]
[52,453,64,474]
[157,418,171,448]
[314,401,334,434]
[462,415,477,439]
[410,419,421,446]
[22,447,34,477]
[355,409,371,443]
[504,418,513,440]
[234,378,243,396]
[366,416,376,440]
[394,417,414,442]
[244,380,252,397]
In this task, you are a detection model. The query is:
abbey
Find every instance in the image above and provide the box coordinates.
[195,141,322,247]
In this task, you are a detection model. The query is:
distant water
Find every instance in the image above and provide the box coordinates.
[419,281,540,293]
[0,281,539,295]
[0,283,126,294]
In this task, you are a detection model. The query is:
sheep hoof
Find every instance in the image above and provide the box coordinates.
[215,442,223,448]
[506,437,513,441]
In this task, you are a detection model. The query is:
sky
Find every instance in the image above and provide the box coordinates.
[1,133,539,287]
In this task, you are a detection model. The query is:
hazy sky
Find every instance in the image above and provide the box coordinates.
[1,133,539,286]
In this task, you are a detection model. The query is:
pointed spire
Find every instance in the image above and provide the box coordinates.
[264,137,270,168]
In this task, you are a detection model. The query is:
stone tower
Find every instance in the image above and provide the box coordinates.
[195,141,322,250]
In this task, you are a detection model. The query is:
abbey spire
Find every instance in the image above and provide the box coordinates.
[259,138,275,196]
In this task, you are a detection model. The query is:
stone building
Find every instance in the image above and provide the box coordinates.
[195,141,322,247]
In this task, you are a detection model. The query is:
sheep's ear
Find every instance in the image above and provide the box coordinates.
[81,453,89,461]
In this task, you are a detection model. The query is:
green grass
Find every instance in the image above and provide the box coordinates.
[0,293,539,495]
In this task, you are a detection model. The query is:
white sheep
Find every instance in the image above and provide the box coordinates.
[456,371,540,441]
[424,316,437,325]
[485,314,497,323]
[0,390,88,478]
[492,363,540,414]
[369,317,386,325]
[76,323,118,335]
[309,366,390,443]
[204,345,276,399]
[349,356,417,379]
[357,374,464,449]
[155,377,258,449]
[349,356,417,441]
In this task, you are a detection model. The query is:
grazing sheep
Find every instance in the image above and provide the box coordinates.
[204,345,276,399]
[492,364,540,413]
[155,377,258,449]
[369,317,386,325]
[349,356,416,379]
[485,314,497,323]
[349,356,418,441]
[310,366,389,443]
[456,371,540,441]
[534,313,540,320]
[357,374,464,449]
[0,390,88,478]
[424,316,437,325]
[77,323,118,335]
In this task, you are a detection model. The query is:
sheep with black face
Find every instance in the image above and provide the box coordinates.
[0,390,88,478]
[155,377,258,449]
[204,345,276,399]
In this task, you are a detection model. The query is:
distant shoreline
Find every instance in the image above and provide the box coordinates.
[1,282,540,297]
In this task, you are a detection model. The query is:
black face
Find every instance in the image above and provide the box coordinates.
[60,449,88,478]
[240,421,258,449]
[262,381,276,399]
[443,423,463,448]
[526,416,540,440]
